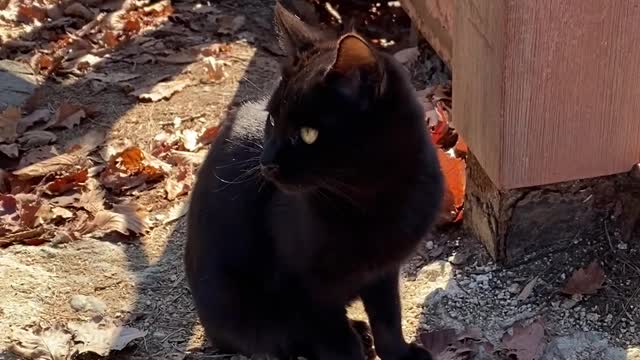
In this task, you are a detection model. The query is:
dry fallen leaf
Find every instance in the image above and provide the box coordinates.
[420,328,491,360]
[17,4,48,22]
[13,151,86,179]
[199,125,221,145]
[501,319,546,360]
[180,129,200,151]
[201,57,228,83]
[217,15,245,34]
[561,260,606,295]
[517,276,539,301]
[9,325,72,360]
[18,130,57,149]
[17,109,50,134]
[165,162,193,200]
[0,143,19,158]
[162,197,189,224]
[132,79,192,102]
[81,205,146,236]
[436,149,465,225]
[99,146,166,193]
[46,102,87,129]
[64,2,93,19]
[0,106,21,143]
[45,169,89,195]
[50,187,105,214]
[68,321,146,356]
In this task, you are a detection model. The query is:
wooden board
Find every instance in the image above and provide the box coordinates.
[407,0,640,189]
[399,0,452,66]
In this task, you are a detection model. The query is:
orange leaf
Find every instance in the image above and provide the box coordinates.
[45,169,88,195]
[199,125,220,145]
[100,147,165,193]
[436,149,465,225]
[102,31,120,48]
[18,4,47,22]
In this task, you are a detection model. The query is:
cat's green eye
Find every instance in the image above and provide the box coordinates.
[300,127,318,144]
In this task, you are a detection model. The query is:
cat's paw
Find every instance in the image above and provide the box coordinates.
[398,343,433,360]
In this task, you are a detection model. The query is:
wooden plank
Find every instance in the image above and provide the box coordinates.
[453,0,640,189]
[400,0,453,66]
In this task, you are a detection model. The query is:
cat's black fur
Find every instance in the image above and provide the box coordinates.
[185,3,444,360]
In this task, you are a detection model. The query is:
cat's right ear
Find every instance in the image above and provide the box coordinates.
[274,1,322,58]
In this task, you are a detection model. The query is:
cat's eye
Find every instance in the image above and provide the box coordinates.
[268,114,275,126]
[300,127,318,144]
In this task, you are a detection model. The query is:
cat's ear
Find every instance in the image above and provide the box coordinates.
[331,33,378,74]
[274,1,322,58]
[326,33,383,103]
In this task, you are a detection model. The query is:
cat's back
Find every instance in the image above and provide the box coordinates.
[185,98,274,281]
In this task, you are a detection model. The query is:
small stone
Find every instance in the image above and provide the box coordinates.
[618,242,628,250]
[70,295,107,313]
[425,241,434,250]
[508,283,521,294]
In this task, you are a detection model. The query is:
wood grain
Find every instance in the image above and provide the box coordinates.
[400,0,453,65]
[453,0,640,189]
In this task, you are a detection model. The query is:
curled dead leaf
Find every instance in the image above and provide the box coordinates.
[0,106,21,143]
[17,108,50,134]
[199,125,220,145]
[99,146,166,193]
[45,102,87,129]
[501,319,546,360]
[68,321,146,356]
[561,260,606,295]
[0,143,19,158]
[18,130,57,149]
[132,78,192,102]
[80,203,147,236]
[13,151,87,179]
[9,325,72,360]
[45,169,89,195]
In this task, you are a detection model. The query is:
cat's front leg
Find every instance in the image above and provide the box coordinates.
[359,271,433,360]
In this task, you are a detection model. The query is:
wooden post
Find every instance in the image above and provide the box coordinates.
[403,0,640,263]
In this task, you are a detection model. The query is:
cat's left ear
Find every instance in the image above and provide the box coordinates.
[274,1,323,59]
[326,34,384,99]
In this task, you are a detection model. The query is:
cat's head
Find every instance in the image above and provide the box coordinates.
[260,2,425,194]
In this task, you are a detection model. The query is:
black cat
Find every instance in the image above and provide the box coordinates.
[185,2,443,360]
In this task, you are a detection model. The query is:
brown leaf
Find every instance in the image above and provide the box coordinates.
[165,162,193,200]
[16,193,41,228]
[17,109,50,134]
[0,143,19,158]
[561,261,606,295]
[45,169,89,195]
[0,106,20,143]
[501,319,546,360]
[64,2,93,19]
[131,79,192,102]
[17,4,47,22]
[99,146,166,193]
[13,151,86,179]
[199,125,220,145]
[217,15,245,34]
[102,31,120,48]
[50,187,105,214]
[81,203,147,236]
[517,277,539,301]
[9,325,72,360]
[162,198,189,224]
[46,102,87,129]
[30,53,59,74]
[18,130,57,149]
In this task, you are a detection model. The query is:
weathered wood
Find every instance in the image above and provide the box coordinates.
[453,0,640,189]
[399,0,452,66]
[466,152,640,263]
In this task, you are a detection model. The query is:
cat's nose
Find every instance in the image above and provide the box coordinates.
[260,164,280,179]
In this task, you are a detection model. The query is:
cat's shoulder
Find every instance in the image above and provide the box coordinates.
[225,97,269,142]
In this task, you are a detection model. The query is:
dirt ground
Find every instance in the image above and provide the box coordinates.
[1,1,639,359]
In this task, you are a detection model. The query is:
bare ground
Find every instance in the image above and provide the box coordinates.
[1,1,639,360]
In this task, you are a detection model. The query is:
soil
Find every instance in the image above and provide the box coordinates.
[0,1,638,360]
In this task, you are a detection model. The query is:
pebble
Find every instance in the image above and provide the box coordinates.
[69,294,107,313]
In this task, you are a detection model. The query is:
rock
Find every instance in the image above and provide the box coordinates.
[70,294,107,313]
[0,60,37,110]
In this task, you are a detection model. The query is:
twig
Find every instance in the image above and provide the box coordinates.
[324,2,342,23]
[604,220,615,252]
[0,228,46,247]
